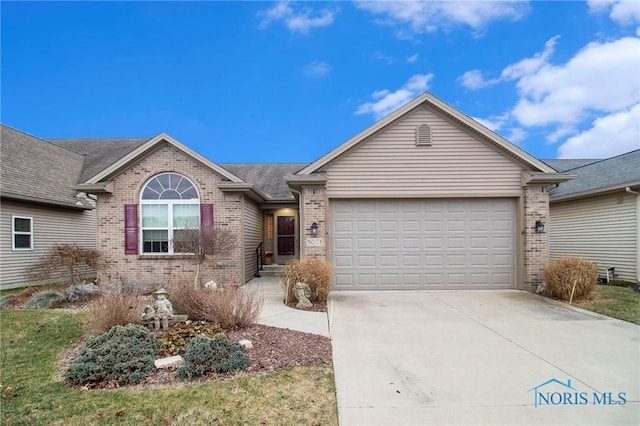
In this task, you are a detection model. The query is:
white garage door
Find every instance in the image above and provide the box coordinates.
[331,199,515,290]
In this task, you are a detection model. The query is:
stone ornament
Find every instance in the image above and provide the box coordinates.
[294,282,313,309]
[142,288,187,329]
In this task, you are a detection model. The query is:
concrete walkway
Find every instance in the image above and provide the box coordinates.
[247,276,329,337]
[329,290,640,426]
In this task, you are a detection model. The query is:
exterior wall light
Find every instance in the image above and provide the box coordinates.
[535,220,545,234]
[310,222,319,236]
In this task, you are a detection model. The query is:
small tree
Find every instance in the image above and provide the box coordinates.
[173,224,238,287]
[26,244,103,286]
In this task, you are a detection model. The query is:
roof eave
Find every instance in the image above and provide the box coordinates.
[285,175,328,189]
[217,182,269,202]
[550,181,640,202]
[522,171,575,185]
[74,182,114,194]
[0,192,93,210]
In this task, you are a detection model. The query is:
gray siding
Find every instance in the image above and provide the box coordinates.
[0,199,97,289]
[320,106,524,198]
[550,192,638,281]
[243,197,262,282]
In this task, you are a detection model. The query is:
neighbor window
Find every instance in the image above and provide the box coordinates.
[12,216,33,250]
[140,173,200,254]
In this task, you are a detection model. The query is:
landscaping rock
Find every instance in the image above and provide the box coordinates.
[154,355,184,369]
[66,282,100,302]
[238,339,253,349]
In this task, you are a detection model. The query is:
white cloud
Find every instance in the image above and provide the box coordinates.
[407,54,419,64]
[558,103,640,158]
[459,69,495,89]
[588,0,640,26]
[356,1,529,35]
[374,51,395,64]
[356,73,434,119]
[506,127,527,144]
[501,36,559,81]
[508,36,640,128]
[472,114,507,131]
[258,1,337,35]
[303,61,331,78]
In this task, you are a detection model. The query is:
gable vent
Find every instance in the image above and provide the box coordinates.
[416,124,432,146]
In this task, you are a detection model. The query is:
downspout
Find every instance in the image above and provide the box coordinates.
[626,187,640,282]
[290,187,304,259]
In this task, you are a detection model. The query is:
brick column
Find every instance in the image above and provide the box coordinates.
[523,185,549,290]
[301,185,327,259]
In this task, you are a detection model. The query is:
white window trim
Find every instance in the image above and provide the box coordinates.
[12,215,33,251]
[140,199,200,254]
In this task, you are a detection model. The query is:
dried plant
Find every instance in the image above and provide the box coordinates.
[25,244,103,286]
[169,277,262,330]
[280,259,333,304]
[86,290,149,334]
[172,224,238,287]
[543,257,598,302]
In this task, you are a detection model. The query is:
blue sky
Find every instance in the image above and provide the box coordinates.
[2,1,639,163]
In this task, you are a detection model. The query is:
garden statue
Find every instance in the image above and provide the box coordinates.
[294,282,313,309]
[141,288,174,329]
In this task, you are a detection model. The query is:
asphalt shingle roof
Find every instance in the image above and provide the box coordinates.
[49,137,150,182]
[220,163,310,199]
[549,149,640,199]
[542,159,601,172]
[1,125,90,208]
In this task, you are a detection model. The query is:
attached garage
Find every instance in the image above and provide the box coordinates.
[290,92,573,292]
[331,199,516,290]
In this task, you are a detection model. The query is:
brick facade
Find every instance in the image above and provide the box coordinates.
[523,185,550,289]
[301,185,327,259]
[96,142,244,290]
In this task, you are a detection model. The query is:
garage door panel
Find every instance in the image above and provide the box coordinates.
[356,238,375,250]
[331,199,515,290]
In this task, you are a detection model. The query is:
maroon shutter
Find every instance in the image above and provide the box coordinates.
[124,204,138,255]
[200,203,213,228]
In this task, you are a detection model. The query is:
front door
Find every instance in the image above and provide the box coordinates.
[276,215,296,264]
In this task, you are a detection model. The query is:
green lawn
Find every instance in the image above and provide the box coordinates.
[0,309,338,425]
[574,285,640,325]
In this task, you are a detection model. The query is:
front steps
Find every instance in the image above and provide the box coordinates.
[258,264,285,277]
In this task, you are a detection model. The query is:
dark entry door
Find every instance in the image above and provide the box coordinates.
[277,216,295,256]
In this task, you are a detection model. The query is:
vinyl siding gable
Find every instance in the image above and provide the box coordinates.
[320,105,524,198]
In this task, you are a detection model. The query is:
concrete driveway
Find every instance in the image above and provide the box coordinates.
[329,290,639,425]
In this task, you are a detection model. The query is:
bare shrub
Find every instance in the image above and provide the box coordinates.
[543,257,598,302]
[168,277,262,330]
[172,224,238,287]
[26,244,103,286]
[280,259,333,304]
[86,290,149,334]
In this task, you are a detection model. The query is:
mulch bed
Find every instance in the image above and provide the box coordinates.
[60,323,332,388]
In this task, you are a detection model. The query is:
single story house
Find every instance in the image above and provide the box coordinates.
[545,150,640,283]
[0,125,98,289]
[1,92,575,291]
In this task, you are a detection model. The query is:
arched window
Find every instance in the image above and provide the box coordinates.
[416,124,432,146]
[140,173,200,254]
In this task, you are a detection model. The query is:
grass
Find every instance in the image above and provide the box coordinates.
[0,309,338,425]
[574,284,640,325]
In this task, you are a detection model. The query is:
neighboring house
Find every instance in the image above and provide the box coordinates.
[545,150,640,283]
[1,92,575,291]
[0,125,98,289]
